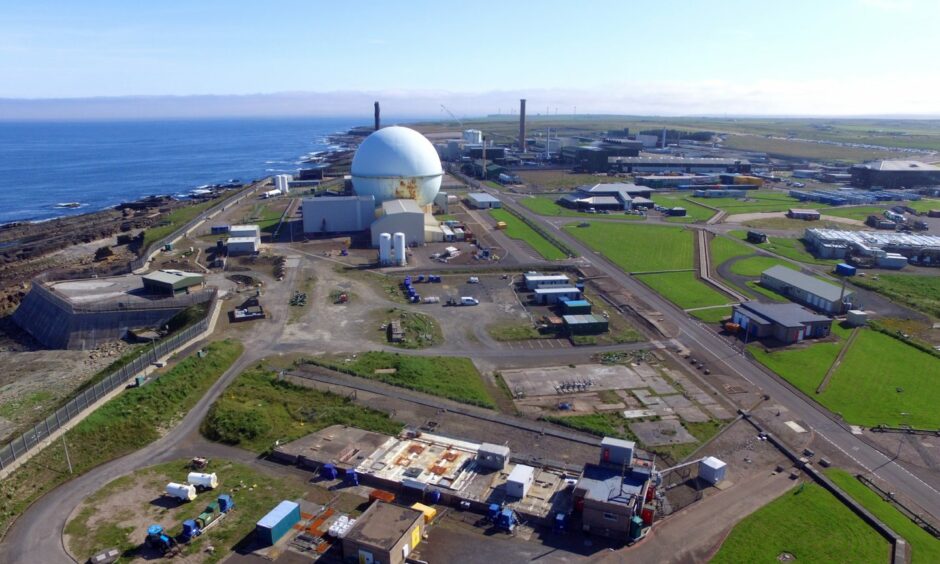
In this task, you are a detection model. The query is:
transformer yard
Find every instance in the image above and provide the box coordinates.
[3,114,940,564]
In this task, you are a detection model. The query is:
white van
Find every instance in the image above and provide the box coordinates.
[460,296,480,306]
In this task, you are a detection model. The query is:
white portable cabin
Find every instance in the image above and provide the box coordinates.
[187,472,219,490]
[505,464,535,498]
[166,482,197,501]
[699,456,727,485]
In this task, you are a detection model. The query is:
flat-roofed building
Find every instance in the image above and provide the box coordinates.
[342,502,425,564]
[302,195,376,234]
[732,301,832,344]
[523,272,570,290]
[466,192,501,209]
[609,156,750,174]
[787,208,821,221]
[533,286,582,305]
[574,462,651,539]
[229,224,261,239]
[850,160,940,189]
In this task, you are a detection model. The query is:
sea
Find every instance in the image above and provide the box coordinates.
[0,117,360,224]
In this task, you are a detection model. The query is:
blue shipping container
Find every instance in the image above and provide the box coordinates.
[835,263,857,276]
[256,500,300,546]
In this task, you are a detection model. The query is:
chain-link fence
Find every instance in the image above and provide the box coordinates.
[0,308,212,470]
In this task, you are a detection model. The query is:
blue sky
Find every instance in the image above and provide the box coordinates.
[1,0,938,117]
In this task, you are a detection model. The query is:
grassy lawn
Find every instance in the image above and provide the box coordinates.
[721,133,895,162]
[691,306,733,323]
[693,191,824,214]
[202,365,401,452]
[489,208,567,260]
[0,340,243,538]
[711,482,890,563]
[565,222,694,272]
[729,231,840,266]
[635,271,731,310]
[826,468,940,563]
[709,235,754,268]
[651,192,716,222]
[249,203,286,234]
[749,339,846,397]
[824,205,889,221]
[519,195,644,220]
[730,256,799,277]
[852,274,940,319]
[745,281,790,302]
[434,214,457,222]
[314,352,495,408]
[741,216,868,231]
[141,196,228,249]
[516,170,618,191]
[823,329,940,427]
[65,459,306,563]
[487,322,543,341]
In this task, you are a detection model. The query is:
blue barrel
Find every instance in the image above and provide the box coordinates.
[427,490,441,504]
[321,463,338,480]
[147,524,163,536]
[345,469,359,486]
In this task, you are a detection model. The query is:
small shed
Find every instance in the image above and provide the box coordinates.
[477,443,510,470]
[561,299,592,315]
[563,314,609,335]
[506,464,535,498]
[787,208,821,221]
[698,457,727,485]
[229,224,261,238]
[142,270,204,296]
[256,500,301,546]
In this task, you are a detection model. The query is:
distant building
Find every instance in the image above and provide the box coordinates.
[635,175,718,188]
[732,301,832,344]
[787,208,821,221]
[302,195,376,234]
[609,156,750,174]
[558,183,653,211]
[523,273,571,290]
[466,192,501,209]
[850,160,940,189]
[342,502,425,564]
[141,270,204,296]
[534,286,582,305]
[760,265,852,314]
[561,143,642,172]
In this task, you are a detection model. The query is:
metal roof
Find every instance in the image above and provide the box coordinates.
[563,300,591,307]
[578,183,653,195]
[227,236,258,244]
[524,274,570,281]
[563,314,607,324]
[142,269,203,288]
[608,156,748,165]
[854,160,940,172]
[576,463,646,505]
[382,199,423,215]
[257,500,299,529]
[761,265,848,303]
[807,228,940,249]
[467,192,500,204]
[229,224,260,232]
[735,301,830,329]
[535,286,581,294]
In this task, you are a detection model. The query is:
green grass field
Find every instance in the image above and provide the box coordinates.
[489,208,567,260]
[694,191,826,214]
[0,340,243,539]
[709,235,754,267]
[852,274,940,319]
[721,133,895,163]
[651,192,716,222]
[487,322,543,341]
[690,306,733,323]
[730,256,799,277]
[565,222,694,272]
[826,468,940,563]
[316,352,496,408]
[518,195,645,220]
[516,170,618,190]
[635,272,732,310]
[824,205,888,221]
[711,482,890,563]
[141,196,228,249]
[202,365,401,452]
[729,231,840,266]
[749,338,846,396]
[745,281,790,302]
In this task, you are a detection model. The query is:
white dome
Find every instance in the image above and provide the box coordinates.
[351,126,443,206]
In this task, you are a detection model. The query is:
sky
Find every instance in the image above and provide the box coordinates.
[1,0,939,119]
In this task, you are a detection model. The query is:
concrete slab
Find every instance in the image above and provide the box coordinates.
[633,389,663,407]
[623,409,659,419]
[662,395,693,408]
[784,421,807,434]
[675,406,711,423]
[630,420,697,446]
[703,403,736,420]
[500,363,646,397]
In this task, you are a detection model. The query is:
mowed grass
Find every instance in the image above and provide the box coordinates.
[691,306,733,323]
[824,205,890,221]
[651,192,716,222]
[749,339,845,396]
[141,196,228,249]
[693,191,824,214]
[316,352,495,408]
[729,230,839,266]
[730,256,799,277]
[711,482,890,563]
[635,272,731,310]
[824,330,940,427]
[826,468,940,564]
[516,170,618,190]
[202,365,401,452]
[709,235,754,267]
[519,196,644,220]
[852,274,940,319]
[565,222,694,272]
[489,208,567,260]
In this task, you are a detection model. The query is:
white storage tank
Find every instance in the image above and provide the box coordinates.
[379,232,392,265]
[187,472,219,490]
[505,464,535,498]
[699,456,727,485]
[166,482,197,501]
[393,232,407,266]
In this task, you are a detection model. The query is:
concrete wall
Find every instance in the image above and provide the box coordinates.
[303,196,376,234]
[370,213,425,248]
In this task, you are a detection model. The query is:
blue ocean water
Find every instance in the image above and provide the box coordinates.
[0,117,359,224]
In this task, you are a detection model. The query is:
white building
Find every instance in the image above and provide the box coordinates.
[523,273,571,290]
[229,224,260,239]
[463,129,483,144]
[371,199,427,247]
[506,464,535,498]
[227,236,259,255]
[303,195,376,234]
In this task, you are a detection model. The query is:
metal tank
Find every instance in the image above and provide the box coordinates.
[379,232,392,265]
[351,126,443,206]
[393,232,407,266]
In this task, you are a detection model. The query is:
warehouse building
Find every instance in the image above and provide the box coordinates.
[561,299,592,315]
[787,208,821,221]
[760,265,853,314]
[523,273,571,290]
[731,301,832,344]
[850,160,940,189]
[534,286,582,305]
[636,175,717,188]
[141,270,204,296]
[229,224,261,239]
[227,236,259,255]
[342,502,425,564]
[466,192,501,209]
[561,143,642,172]
[370,199,431,247]
[609,156,751,174]
[805,228,940,266]
[563,314,609,335]
[558,183,654,211]
[302,195,376,233]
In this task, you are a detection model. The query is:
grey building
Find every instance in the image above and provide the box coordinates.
[574,463,651,539]
[732,301,832,344]
[342,502,425,564]
[609,156,751,174]
[370,199,427,247]
[466,192,501,209]
[850,160,940,189]
[302,195,376,234]
[558,183,654,211]
[760,265,853,314]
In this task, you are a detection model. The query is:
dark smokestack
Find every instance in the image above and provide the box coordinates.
[519,99,526,152]
[374,101,380,131]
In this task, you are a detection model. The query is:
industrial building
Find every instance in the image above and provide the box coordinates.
[558,183,654,211]
[804,228,940,267]
[850,160,940,189]
[534,286,582,305]
[787,208,821,221]
[466,192,501,209]
[141,270,204,296]
[342,502,425,564]
[760,265,853,314]
[636,175,717,188]
[563,314,609,335]
[523,272,571,290]
[506,465,535,498]
[370,199,430,248]
[609,156,751,174]
[226,236,259,255]
[731,302,832,344]
[302,195,376,233]
[229,224,260,239]
[560,142,642,172]
[561,299,592,315]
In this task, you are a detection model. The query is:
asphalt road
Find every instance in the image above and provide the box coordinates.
[494,188,940,520]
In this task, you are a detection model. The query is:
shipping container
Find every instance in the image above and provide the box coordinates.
[255,500,301,546]
[835,263,857,276]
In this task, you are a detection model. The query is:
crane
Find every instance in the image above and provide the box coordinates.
[440,104,463,128]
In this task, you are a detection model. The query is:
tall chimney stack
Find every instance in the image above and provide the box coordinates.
[519,99,526,152]
[374,101,381,131]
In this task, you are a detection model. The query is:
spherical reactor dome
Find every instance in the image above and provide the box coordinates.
[351,126,443,206]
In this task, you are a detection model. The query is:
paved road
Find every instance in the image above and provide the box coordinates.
[492,188,940,520]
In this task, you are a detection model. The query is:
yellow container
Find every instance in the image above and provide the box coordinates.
[411,502,437,524]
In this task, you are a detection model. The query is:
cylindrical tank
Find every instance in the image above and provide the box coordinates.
[379,232,392,265]
[166,482,197,501]
[393,232,406,266]
[187,472,218,490]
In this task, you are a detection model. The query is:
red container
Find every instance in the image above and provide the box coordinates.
[645,485,656,503]
[641,506,655,526]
